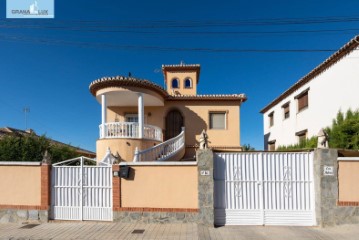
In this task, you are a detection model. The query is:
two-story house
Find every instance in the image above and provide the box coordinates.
[90,63,247,161]
[261,35,359,150]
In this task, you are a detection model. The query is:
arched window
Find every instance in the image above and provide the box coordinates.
[184,78,192,88]
[171,78,179,88]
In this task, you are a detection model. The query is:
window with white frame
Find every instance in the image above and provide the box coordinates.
[171,78,179,88]
[125,114,138,123]
[209,112,226,129]
[184,78,192,88]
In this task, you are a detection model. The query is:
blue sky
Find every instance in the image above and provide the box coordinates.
[1,0,359,151]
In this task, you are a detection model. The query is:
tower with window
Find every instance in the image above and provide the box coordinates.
[162,63,200,96]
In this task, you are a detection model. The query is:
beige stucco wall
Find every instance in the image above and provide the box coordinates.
[107,106,164,127]
[97,138,161,162]
[105,100,241,160]
[121,165,198,208]
[338,161,359,201]
[0,166,41,205]
[165,100,241,150]
[165,71,198,95]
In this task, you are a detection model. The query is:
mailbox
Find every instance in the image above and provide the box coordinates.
[119,166,130,179]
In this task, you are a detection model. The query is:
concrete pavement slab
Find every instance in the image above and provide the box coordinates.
[0,222,358,239]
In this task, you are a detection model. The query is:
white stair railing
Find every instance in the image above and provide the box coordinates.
[99,148,117,166]
[133,127,185,162]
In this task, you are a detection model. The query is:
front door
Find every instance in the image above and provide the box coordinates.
[165,109,183,140]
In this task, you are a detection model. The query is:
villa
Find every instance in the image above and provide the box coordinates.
[89,62,247,162]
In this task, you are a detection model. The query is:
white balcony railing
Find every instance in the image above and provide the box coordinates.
[133,127,185,162]
[99,122,162,141]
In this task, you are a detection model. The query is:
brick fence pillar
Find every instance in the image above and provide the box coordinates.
[113,165,121,210]
[41,163,51,208]
[40,163,51,222]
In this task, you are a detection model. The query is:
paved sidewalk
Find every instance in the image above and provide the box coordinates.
[0,222,359,239]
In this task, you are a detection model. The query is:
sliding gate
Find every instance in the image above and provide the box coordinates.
[214,152,316,226]
[51,157,113,221]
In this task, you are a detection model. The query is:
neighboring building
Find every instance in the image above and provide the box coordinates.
[0,127,96,158]
[261,35,359,150]
[90,63,247,162]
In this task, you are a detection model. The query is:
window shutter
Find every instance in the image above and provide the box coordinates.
[210,113,225,129]
[298,92,308,111]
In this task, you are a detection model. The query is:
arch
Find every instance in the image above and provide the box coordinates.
[165,109,184,140]
[171,78,179,88]
[184,78,192,88]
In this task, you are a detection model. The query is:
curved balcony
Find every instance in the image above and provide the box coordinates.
[99,122,163,142]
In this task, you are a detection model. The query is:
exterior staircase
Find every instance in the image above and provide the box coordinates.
[133,127,185,162]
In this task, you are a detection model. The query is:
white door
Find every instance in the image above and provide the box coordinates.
[214,152,316,226]
[51,157,113,221]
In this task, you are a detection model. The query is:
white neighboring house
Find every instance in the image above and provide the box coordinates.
[261,35,359,150]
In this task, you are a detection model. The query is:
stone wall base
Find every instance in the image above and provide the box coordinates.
[0,209,49,224]
[324,206,359,226]
[113,211,199,224]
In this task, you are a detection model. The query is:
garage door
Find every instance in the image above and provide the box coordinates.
[214,152,316,226]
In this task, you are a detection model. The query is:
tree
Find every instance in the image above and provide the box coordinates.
[242,144,255,151]
[0,134,80,162]
[277,109,359,150]
[49,144,80,164]
[326,109,359,150]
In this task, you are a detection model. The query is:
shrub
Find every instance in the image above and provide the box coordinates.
[277,136,317,151]
[326,109,359,150]
[0,134,80,163]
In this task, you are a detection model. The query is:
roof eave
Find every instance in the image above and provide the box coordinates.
[260,35,359,114]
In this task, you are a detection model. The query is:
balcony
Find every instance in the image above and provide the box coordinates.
[99,122,163,142]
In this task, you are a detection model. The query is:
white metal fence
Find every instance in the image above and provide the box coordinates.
[214,152,316,226]
[51,157,113,221]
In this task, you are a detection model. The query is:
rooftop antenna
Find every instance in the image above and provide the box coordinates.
[23,107,30,130]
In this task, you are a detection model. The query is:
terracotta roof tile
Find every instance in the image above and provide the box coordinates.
[89,76,168,97]
[167,94,247,102]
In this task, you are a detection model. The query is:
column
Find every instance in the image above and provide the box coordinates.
[138,93,144,138]
[101,94,107,139]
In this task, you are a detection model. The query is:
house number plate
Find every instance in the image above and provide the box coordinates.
[323,166,334,176]
[200,170,210,176]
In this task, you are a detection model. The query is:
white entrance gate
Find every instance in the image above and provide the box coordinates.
[214,152,316,226]
[51,157,113,221]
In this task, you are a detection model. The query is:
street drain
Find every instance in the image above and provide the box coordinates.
[132,229,145,234]
[20,224,40,229]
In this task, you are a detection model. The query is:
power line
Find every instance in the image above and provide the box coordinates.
[2,15,359,27]
[0,23,358,36]
[0,33,342,53]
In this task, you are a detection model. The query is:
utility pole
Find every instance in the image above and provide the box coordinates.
[23,107,30,130]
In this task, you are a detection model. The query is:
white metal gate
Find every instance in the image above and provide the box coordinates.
[214,152,316,226]
[51,157,113,221]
